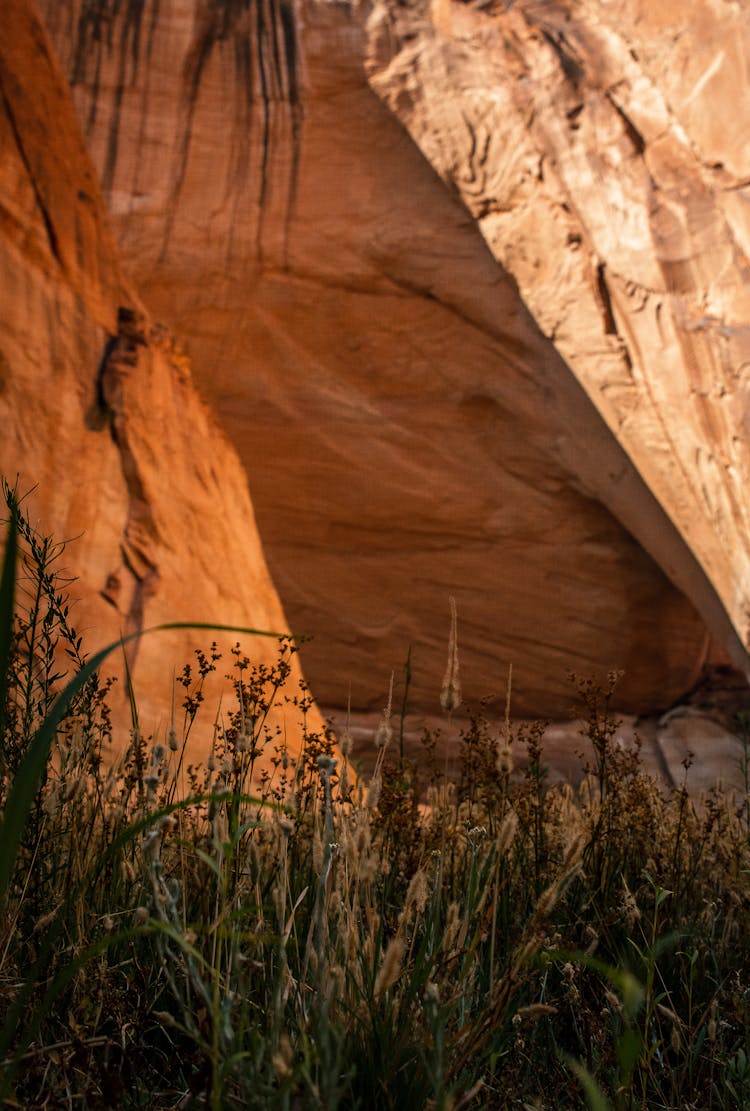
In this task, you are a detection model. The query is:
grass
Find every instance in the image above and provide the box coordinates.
[1,483,750,1109]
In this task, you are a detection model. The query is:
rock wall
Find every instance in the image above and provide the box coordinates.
[366,0,750,676]
[0,0,320,757]
[28,0,750,721]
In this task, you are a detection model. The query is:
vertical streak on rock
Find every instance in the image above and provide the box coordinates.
[255,0,272,260]
[73,0,147,137]
[227,27,254,268]
[130,0,161,205]
[69,0,302,266]
[280,0,302,265]
[158,8,217,259]
[0,81,62,267]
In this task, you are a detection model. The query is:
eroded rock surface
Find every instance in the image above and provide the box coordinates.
[366,0,750,676]
[0,0,320,757]
[35,0,750,727]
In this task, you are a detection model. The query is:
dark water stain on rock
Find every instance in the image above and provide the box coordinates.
[70,0,302,261]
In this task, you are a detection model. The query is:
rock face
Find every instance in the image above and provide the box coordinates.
[366,0,750,682]
[0,0,320,756]
[19,0,750,727]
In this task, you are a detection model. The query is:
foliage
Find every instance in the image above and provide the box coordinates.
[1,486,749,1109]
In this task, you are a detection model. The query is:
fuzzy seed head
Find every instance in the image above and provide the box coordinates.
[374,720,392,749]
[366,773,382,811]
[374,935,405,999]
[312,829,324,876]
[496,743,513,777]
[440,596,461,712]
[340,728,353,757]
[496,810,518,856]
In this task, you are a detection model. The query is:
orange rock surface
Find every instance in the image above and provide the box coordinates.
[0,0,322,758]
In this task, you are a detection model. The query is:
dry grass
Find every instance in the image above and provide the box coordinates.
[1,488,750,1110]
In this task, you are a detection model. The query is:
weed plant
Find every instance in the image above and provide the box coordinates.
[1,487,749,1109]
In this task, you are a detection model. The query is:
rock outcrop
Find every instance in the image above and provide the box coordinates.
[0,0,320,758]
[366,0,750,684]
[16,0,750,739]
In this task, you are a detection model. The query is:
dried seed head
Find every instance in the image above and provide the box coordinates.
[440,596,461,712]
[317,753,337,774]
[312,829,324,876]
[406,869,429,915]
[604,990,622,1015]
[375,672,395,749]
[497,810,518,856]
[340,727,353,758]
[443,902,461,954]
[374,720,392,749]
[34,907,59,934]
[366,773,382,811]
[516,1004,558,1022]
[708,999,718,1042]
[121,858,136,884]
[167,726,180,752]
[134,906,149,925]
[424,981,440,1004]
[272,1034,294,1079]
[151,744,165,766]
[43,789,60,817]
[359,855,378,883]
[236,732,250,754]
[496,743,513,778]
[356,824,371,857]
[620,877,641,927]
[374,935,405,999]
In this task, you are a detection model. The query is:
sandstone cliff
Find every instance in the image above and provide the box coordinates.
[0,0,320,757]
[367,0,750,690]
[34,0,750,724]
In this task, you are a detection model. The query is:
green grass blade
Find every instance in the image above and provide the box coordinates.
[566,1057,611,1111]
[0,506,18,742]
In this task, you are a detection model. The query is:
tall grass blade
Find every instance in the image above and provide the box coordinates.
[0,505,18,743]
